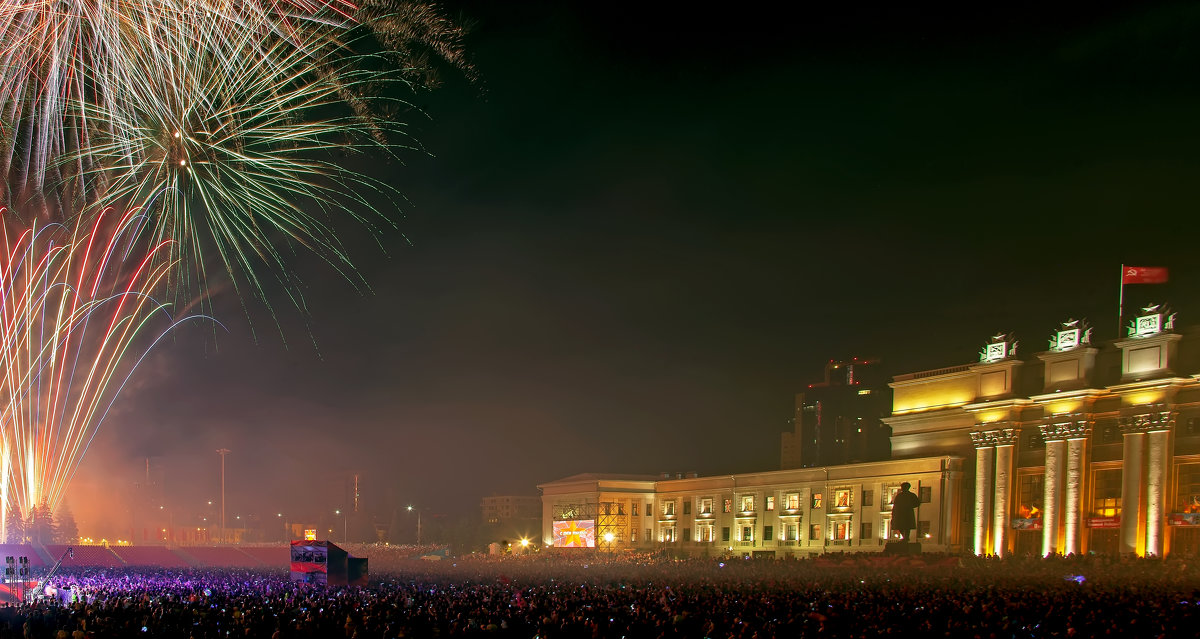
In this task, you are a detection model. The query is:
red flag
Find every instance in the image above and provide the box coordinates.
[1122,266,1168,284]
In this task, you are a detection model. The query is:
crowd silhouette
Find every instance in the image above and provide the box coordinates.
[0,552,1195,638]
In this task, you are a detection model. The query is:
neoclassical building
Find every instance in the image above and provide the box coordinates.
[539,307,1200,556]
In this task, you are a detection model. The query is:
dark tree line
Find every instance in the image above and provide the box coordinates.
[3,502,77,545]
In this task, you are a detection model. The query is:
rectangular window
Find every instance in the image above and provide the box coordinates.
[632,503,638,516]
[631,529,637,542]
[919,486,932,504]
[763,525,774,542]
[809,524,822,540]
[766,496,775,511]
[886,486,900,505]
[861,522,872,540]
[1092,469,1122,517]
[682,527,691,541]
[683,501,691,515]
[861,490,874,508]
[700,498,713,514]
[784,493,800,510]
[833,520,849,541]
[741,525,753,541]
[1177,464,1200,512]
[664,501,675,516]
[700,525,713,542]
[811,493,823,509]
[918,520,931,539]
[723,499,732,513]
[740,496,755,512]
[834,489,851,509]
[786,524,798,541]
[646,503,653,517]
[662,527,675,543]
[722,526,731,542]
[646,528,652,541]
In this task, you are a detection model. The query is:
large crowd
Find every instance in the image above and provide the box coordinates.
[0,552,1196,638]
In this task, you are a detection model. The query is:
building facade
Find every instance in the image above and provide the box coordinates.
[540,458,963,556]
[889,313,1200,557]
[541,308,1200,557]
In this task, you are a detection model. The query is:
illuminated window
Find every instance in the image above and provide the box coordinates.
[1018,474,1044,518]
[700,498,713,514]
[785,524,798,541]
[834,489,851,509]
[861,490,874,507]
[631,529,637,542]
[664,501,675,516]
[662,527,675,543]
[723,499,732,513]
[632,503,638,516]
[741,525,753,541]
[1177,464,1200,511]
[784,493,800,510]
[766,496,775,511]
[740,496,755,512]
[699,524,714,542]
[811,493,823,509]
[1092,469,1122,517]
[832,520,850,541]
[809,524,821,540]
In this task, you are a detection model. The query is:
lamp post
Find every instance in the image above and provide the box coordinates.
[406,505,422,545]
[278,513,287,542]
[216,449,230,544]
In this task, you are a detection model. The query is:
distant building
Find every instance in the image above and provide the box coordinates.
[481,495,541,524]
[540,306,1200,558]
[781,358,891,469]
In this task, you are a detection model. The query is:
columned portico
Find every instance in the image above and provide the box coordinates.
[1039,419,1090,556]
[970,427,1018,556]
[1116,410,1174,556]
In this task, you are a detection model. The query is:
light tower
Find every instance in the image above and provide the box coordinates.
[217,449,230,543]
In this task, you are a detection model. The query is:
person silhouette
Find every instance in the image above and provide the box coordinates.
[891,482,920,542]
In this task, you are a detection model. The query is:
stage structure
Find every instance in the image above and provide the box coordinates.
[289,541,368,586]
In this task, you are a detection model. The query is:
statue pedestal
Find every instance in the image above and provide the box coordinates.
[884,541,922,555]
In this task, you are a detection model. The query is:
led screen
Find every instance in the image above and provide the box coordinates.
[552,519,595,547]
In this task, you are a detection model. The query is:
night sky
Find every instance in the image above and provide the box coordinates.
[66,2,1200,536]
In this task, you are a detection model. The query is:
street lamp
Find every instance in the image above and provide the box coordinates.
[335,509,347,542]
[278,513,288,542]
[406,505,422,545]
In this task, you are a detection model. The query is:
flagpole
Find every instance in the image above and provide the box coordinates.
[1117,263,1125,339]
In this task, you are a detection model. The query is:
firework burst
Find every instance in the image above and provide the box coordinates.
[0,207,204,524]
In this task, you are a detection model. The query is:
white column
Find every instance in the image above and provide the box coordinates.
[1064,436,1086,555]
[974,445,994,555]
[1119,430,1145,555]
[942,469,959,549]
[993,443,1013,557]
[1145,429,1169,556]
[1042,439,1064,556]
